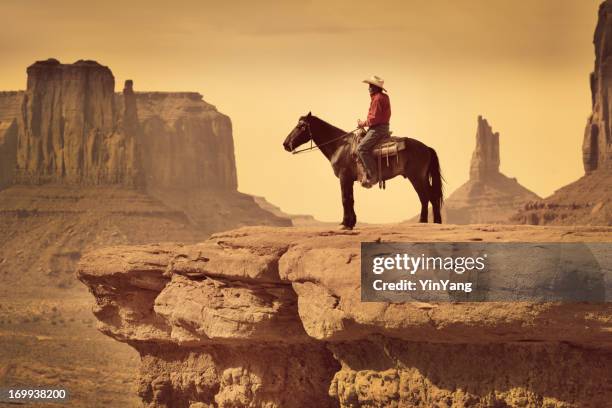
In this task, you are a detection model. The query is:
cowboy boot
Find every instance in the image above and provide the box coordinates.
[360,173,376,188]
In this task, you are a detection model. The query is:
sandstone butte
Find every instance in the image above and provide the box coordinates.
[4,58,237,190]
[436,116,540,224]
[78,224,612,408]
[0,59,289,407]
[0,59,289,293]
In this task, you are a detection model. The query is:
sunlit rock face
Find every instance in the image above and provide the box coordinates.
[469,116,500,181]
[514,1,612,226]
[0,91,22,188]
[78,224,612,408]
[583,0,612,173]
[14,59,140,185]
[8,58,238,192]
[135,91,237,192]
[436,116,540,224]
[0,59,290,295]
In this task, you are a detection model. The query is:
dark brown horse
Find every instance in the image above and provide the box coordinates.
[283,112,443,229]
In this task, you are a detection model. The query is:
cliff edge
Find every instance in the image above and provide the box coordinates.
[78,224,612,408]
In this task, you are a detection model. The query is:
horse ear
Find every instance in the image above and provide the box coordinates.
[307,111,312,117]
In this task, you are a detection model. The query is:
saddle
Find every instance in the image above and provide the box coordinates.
[350,129,408,189]
[373,139,407,161]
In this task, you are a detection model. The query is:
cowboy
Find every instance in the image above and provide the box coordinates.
[357,75,391,187]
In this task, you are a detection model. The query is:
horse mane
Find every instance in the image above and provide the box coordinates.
[309,115,347,139]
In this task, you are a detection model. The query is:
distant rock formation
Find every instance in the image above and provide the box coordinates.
[0,91,23,188]
[0,59,289,227]
[14,59,139,185]
[469,116,500,180]
[252,196,333,226]
[512,171,611,225]
[513,1,612,226]
[78,224,612,408]
[5,58,241,194]
[0,91,23,122]
[583,1,612,173]
[0,59,290,292]
[135,91,237,191]
[434,116,540,224]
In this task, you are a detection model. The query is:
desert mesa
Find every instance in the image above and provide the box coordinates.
[0,1,611,408]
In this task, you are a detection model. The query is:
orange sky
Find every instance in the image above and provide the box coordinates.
[0,0,602,222]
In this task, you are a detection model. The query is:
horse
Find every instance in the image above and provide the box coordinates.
[282,112,443,229]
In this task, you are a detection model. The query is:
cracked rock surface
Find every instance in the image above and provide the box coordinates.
[78,224,612,408]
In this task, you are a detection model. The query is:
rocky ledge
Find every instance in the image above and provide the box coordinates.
[78,224,612,408]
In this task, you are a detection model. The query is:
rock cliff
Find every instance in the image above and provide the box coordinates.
[0,91,23,188]
[0,59,289,288]
[134,91,237,191]
[433,116,539,224]
[0,58,289,231]
[0,91,23,123]
[6,59,242,194]
[14,59,140,185]
[513,1,612,226]
[0,60,289,406]
[469,116,500,180]
[583,0,612,173]
[78,224,612,408]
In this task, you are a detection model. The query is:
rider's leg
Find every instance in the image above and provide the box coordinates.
[357,129,380,179]
[357,125,388,180]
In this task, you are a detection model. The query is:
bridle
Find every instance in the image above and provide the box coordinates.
[291,119,358,155]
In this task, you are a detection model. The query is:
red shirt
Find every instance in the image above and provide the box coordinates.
[366,91,391,127]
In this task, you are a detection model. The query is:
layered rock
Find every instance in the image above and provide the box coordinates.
[0,59,290,293]
[583,0,612,172]
[0,58,289,290]
[134,91,237,191]
[0,185,212,293]
[512,171,612,225]
[7,59,240,193]
[15,59,140,185]
[0,59,289,407]
[124,89,269,232]
[0,91,23,123]
[469,116,500,180]
[0,59,289,231]
[0,91,23,188]
[514,1,612,226]
[252,195,333,226]
[78,224,612,408]
[434,116,539,224]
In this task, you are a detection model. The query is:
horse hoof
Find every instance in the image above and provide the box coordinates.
[340,225,353,231]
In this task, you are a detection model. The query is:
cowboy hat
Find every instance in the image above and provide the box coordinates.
[362,75,386,91]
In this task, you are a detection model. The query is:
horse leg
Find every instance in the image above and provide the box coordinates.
[426,147,443,224]
[431,191,442,224]
[340,175,357,229]
[409,177,430,223]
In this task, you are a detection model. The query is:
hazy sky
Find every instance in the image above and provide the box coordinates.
[0,0,602,222]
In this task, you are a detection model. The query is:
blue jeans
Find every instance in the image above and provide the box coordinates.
[357,124,389,178]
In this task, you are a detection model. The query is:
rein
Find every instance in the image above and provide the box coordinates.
[291,123,360,155]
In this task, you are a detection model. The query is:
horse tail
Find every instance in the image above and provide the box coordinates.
[427,147,444,208]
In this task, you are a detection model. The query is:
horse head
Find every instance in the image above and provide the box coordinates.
[283,112,313,152]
